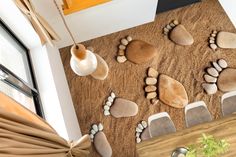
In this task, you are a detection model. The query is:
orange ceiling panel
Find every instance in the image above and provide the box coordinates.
[62,0,112,15]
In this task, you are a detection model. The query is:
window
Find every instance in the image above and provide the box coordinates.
[0,20,44,117]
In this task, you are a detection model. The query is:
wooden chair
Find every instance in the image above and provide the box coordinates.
[221,91,236,116]
[185,101,212,128]
[148,112,176,138]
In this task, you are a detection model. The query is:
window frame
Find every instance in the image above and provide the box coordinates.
[0,19,44,118]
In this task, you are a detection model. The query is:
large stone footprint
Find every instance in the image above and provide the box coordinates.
[208,30,236,51]
[116,36,159,64]
[202,59,236,94]
[89,123,112,157]
[163,20,194,46]
[103,92,138,118]
[144,67,189,108]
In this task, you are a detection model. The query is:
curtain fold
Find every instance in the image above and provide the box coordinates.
[14,0,60,46]
[0,93,91,157]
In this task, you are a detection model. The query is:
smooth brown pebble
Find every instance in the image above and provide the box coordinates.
[202,83,217,95]
[169,24,194,46]
[110,98,138,118]
[145,77,157,85]
[204,74,217,83]
[207,67,219,77]
[210,43,217,50]
[94,132,112,157]
[121,38,128,46]
[118,49,125,56]
[145,85,157,92]
[126,40,158,64]
[126,36,132,42]
[216,31,236,49]
[173,20,179,25]
[212,62,222,72]
[119,44,126,50]
[217,68,236,92]
[146,92,157,99]
[148,67,159,78]
[116,56,127,63]
[158,74,188,108]
[218,59,228,68]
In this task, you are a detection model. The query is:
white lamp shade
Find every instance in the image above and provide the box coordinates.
[70,50,98,76]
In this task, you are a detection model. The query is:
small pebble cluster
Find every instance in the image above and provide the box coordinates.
[103,92,116,116]
[144,67,159,105]
[163,20,179,35]
[135,121,148,143]
[209,30,218,51]
[89,123,104,142]
[116,36,133,63]
[202,59,228,95]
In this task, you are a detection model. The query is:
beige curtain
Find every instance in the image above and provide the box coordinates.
[14,0,60,46]
[0,93,91,157]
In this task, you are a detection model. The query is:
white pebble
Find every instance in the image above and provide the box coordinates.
[136,137,141,143]
[119,44,126,50]
[90,134,94,139]
[117,55,127,63]
[104,110,110,116]
[106,101,112,106]
[111,92,116,99]
[138,124,144,130]
[218,59,228,69]
[92,124,98,132]
[173,20,179,25]
[136,127,142,133]
[121,38,129,46]
[98,123,104,131]
[207,67,219,77]
[126,36,132,42]
[108,96,113,102]
[212,62,222,72]
[136,132,140,137]
[170,22,175,27]
[91,129,96,135]
[104,105,110,110]
[141,121,148,128]
[210,44,217,51]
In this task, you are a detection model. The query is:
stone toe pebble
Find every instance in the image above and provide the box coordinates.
[116,35,133,63]
[135,121,150,143]
[103,92,116,116]
[145,67,159,103]
[202,83,218,95]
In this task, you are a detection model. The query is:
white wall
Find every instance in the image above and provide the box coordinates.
[0,0,81,140]
[218,0,236,28]
[31,0,159,48]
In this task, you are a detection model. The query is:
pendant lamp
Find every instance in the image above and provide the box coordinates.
[53,0,97,76]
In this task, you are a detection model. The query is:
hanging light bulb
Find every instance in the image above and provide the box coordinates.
[53,0,97,76]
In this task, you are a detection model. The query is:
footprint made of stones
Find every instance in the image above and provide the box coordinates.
[116,36,159,64]
[135,120,150,143]
[89,123,112,157]
[103,92,138,118]
[144,67,189,108]
[163,20,194,46]
[208,30,236,51]
[202,59,236,94]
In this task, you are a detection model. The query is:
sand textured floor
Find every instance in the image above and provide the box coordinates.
[60,0,236,156]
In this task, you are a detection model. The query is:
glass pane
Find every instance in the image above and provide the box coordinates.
[0,26,33,86]
[0,81,36,113]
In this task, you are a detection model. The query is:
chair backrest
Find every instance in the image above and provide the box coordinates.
[221,91,236,116]
[0,92,54,131]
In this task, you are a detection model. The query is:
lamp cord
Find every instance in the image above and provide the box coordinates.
[53,0,76,45]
